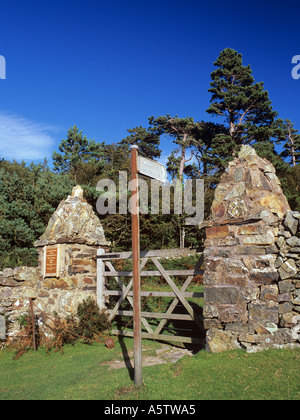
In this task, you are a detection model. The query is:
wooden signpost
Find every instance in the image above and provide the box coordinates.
[130,145,166,386]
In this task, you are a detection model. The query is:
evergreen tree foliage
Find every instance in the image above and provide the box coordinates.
[276,119,300,167]
[206,48,277,163]
[0,160,74,269]
[120,125,161,159]
[52,125,105,181]
[149,115,198,180]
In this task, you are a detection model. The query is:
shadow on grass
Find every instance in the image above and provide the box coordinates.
[118,335,134,381]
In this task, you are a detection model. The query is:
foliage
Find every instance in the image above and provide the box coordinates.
[75,297,111,341]
[149,115,199,180]
[52,125,106,181]
[45,314,79,354]
[9,310,40,360]
[0,160,74,269]
[9,297,112,357]
[276,119,300,167]
[120,125,161,159]
[46,297,111,354]
[206,48,278,169]
[282,164,300,212]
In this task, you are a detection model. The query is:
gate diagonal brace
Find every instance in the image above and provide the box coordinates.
[151,257,204,332]
[105,259,154,334]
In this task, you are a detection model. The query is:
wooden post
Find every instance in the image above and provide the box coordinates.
[130,145,142,387]
[97,248,106,310]
[29,298,37,351]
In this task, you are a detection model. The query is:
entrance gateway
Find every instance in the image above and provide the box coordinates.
[97,247,205,345]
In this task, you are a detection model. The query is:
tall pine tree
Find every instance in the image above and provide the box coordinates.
[206,48,277,165]
[277,119,300,167]
[53,125,105,180]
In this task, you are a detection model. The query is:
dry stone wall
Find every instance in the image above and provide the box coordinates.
[203,146,300,352]
[0,186,109,341]
[0,267,40,338]
[275,212,300,333]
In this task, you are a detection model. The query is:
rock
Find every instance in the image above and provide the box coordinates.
[13,267,39,284]
[2,268,14,278]
[238,145,257,158]
[34,185,110,247]
[71,185,84,198]
[206,225,229,239]
[225,182,245,200]
[278,259,298,280]
[277,293,293,302]
[283,212,299,235]
[260,285,278,301]
[227,198,248,218]
[250,270,279,285]
[204,286,240,305]
[206,329,241,353]
[278,302,294,314]
[259,194,288,219]
[286,236,299,247]
[240,231,275,246]
[248,301,278,327]
[278,280,295,293]
[235,245,266,255]
[275,256,284,269]
[239,333,273,344]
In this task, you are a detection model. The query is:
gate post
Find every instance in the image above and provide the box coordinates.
[97,248,106,310]
[203,146,290,353]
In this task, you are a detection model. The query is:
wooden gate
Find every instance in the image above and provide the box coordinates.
[97,248,204,345]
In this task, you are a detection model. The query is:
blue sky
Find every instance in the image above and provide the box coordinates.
[0,0,300,165]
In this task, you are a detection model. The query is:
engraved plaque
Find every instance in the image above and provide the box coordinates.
[44,246,59,277]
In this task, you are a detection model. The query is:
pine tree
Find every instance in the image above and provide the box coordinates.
[277,119,300,167]
[0,161,74,269]
[206,48,277,157]
[120,125,161,159]
[53,126,105,180]
[149,115,197,181]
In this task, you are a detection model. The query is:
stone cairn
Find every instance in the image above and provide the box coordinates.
[203,145,300,352]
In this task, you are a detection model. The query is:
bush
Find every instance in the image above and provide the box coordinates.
[46,297,112,353]
[76,297,111,341]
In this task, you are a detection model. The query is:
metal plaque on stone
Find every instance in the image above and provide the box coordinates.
[44,246,60,277]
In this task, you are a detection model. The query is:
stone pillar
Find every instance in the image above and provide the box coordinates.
[34,186,110,323]
[203,146,291,352]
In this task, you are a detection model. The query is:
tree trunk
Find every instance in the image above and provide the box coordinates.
[179,223,185,249]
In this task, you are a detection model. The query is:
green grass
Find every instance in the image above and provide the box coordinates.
[0,339,299,400]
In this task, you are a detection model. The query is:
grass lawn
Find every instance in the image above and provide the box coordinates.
[0,338,299,400]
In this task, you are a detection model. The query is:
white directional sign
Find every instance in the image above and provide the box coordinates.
[138,156,167,183]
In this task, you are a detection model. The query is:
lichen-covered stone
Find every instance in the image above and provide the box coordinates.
[209,146,290,223]
[34,185,110,247]
[206,328,241,353]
